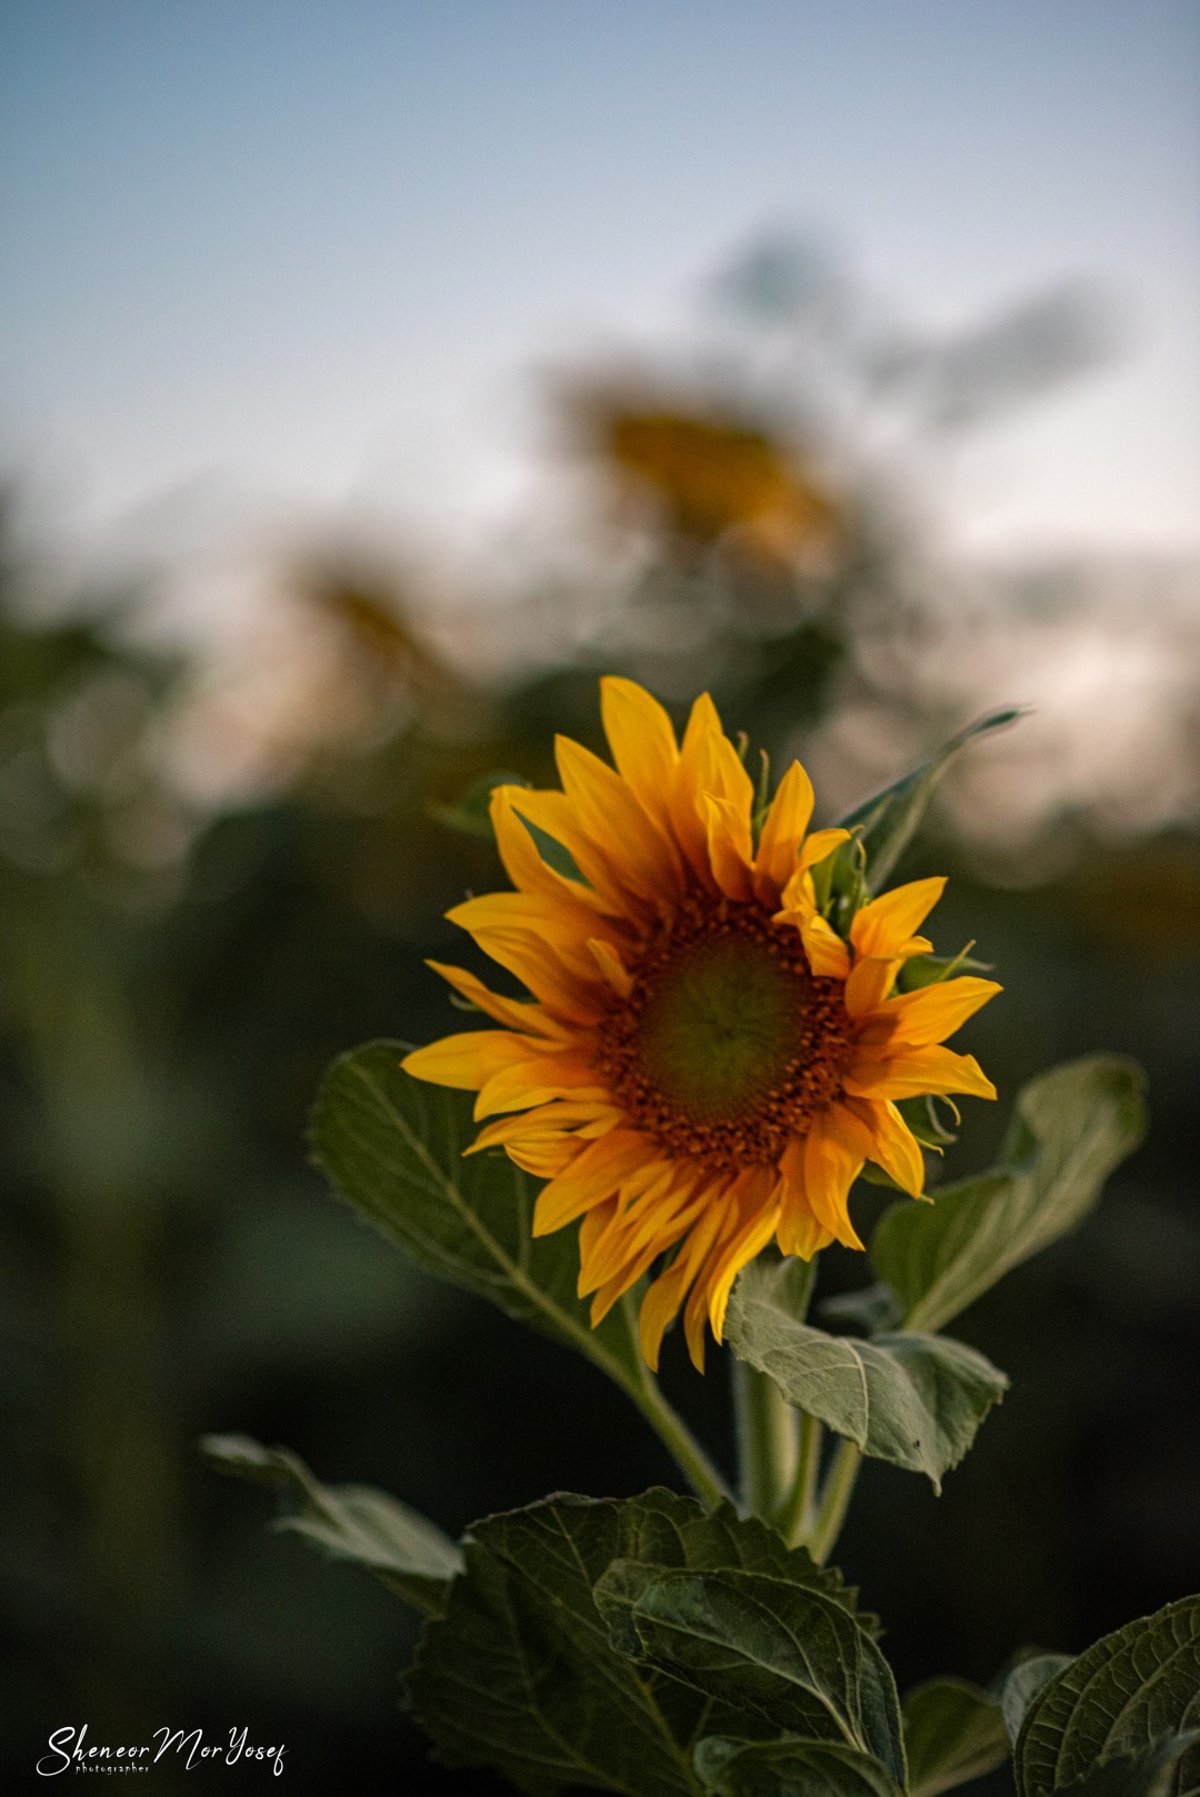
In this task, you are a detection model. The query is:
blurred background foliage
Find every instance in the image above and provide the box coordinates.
[2,241,1199,1794]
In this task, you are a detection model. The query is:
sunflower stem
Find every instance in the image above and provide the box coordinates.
[617,1296,732,1507]
[779,1410,823,1546]
[733,1361,798,1521]
[807,1438,861,1564]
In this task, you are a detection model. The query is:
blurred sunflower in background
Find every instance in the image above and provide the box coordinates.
[564,383,845,570]
[405,678,1000,1369]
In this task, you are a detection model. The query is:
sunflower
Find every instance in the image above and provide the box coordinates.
[404,680,999,1371]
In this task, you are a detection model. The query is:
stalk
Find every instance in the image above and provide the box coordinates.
[733,1360,799,1519]
[616,1295,732,1506]
[807,1438,862,1564]
[778,1411,823,1546]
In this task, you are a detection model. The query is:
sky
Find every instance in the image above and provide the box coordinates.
[2,0,1198,565]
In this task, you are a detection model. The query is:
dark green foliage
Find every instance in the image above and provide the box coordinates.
[1014,1599,1200,1797]
[871,1057,1147,1332]
[408,1489,896,1796]
[726,1259,1007,1489]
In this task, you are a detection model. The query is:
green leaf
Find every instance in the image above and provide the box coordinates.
[872,1056,1147,1334]
[1055,1735,1200,1796]
[408,1489,870,1797]
[1015,1597,1200,1797]
[309,1042,644,1385]
[199,1432,462,1616]
[597,1545,871,1657]
[835,708,1024,895]
[903,1678,1010,1796]
[818,1283,903,1337]
[597,1564,905,1785]
[430,769,527,841]
[694,1734,904,1795]
[1002,1656,1076,1744]
[725,1259,1007,1489]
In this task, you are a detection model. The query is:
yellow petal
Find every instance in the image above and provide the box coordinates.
[461,928,601,1020]
[778,862,814,912]
[501,786,637,916]
[401,1030,548,1091]
[775,1140,833,1258]
[600,1171,709,1279]
[700,721,756,819]
[577,1196,619,1287]
[599,677,680,825]
[490,785,617,917]
[868,976,1002,1048]
[425,961,566,1038]
[505,1136,583,1178]
[448,893,608,1013]
[777,1200,832,1260]
[683,1214,743,1371]
[850,877,947,961]
[638,1258,693,1372]
[802,1112,867,1249]
[797,826,852,873]
[556,734,684,904]
[474,1058,606,1120]
[704,794,756,900]
[590,1243,661,1327]
[753,761,814,899]
[843,955,899,1017]
[843,1096,926,1197]
[468,1099,620,1153]
[671,692,748,878]
[587,937,633,998]
[795,908,853,979]
[639,1194,729,1371]
[706,1172,781,1342]
[844,1043,997,1102]
[447,888,598,952]
[532,1130,652,1236]
[577,1165,691,1293]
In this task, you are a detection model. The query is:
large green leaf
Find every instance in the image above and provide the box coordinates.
[595,1562,905,1786]
[835,708,1023,896]
[903,1678,1010,1796]
[309,1041,644,1384]
[1055,1736,1200,1796]
[725,1259,1007,1489]
[408,1489,872,1797]
[199,1432,462,1616]
[872,1056,1147,1334]
[1002,1656,1075,1744]
[594,1518,873,1650]
[694,1735,904,1796]
[1015,1597,1200,1797]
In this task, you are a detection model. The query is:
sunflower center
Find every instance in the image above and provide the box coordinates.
[597,898,853,1168]
[638,940,796,1116]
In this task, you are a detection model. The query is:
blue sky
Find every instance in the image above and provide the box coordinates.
[2,0,1197,557]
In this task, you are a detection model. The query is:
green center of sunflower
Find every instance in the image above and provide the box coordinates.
[597,898,853,1168]
[637,939,797,1118]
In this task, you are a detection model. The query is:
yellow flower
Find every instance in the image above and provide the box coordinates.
[602,407,840,556]
[404,680,999,1372]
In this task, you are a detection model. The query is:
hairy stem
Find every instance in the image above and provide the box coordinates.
[807,1438,862,1564]
[778,1411,824,1546]
[733,1360,799,1520]
[617,1296,732,1507]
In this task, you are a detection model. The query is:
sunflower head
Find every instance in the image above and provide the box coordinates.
[404,679,999,1371]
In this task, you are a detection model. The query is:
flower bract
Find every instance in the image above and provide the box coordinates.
[404,679,999,1370]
